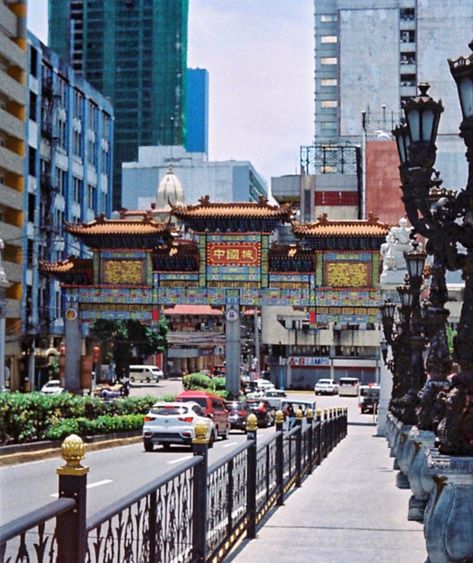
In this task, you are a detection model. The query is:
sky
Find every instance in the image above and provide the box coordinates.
[26,0,314,187]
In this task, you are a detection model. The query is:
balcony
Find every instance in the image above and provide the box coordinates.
[0,183,22,211]
[0,68,25,105]
[3,260,22,283]
[0,27,26,71]
[0,106,24,141]
[0,144,23,175]
[5,298,21,319]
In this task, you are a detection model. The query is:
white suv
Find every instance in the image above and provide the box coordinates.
[314,379,339,395]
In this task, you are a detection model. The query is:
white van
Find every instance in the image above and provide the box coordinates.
[128,365,163,383]
[338,377,360,397]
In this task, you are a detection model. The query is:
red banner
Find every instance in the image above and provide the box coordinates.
[207,243,261,266]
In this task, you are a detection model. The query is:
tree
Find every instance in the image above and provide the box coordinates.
[91,318,168,379]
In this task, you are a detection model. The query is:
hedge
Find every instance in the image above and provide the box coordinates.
[0,392,174,445]
[183,373,230,399]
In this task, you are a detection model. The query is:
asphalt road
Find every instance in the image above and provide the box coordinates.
[1,380,370,526]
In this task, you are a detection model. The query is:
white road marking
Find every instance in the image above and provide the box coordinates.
[167,456,192,465]
[50,479,113,497]
[221,442,238,448]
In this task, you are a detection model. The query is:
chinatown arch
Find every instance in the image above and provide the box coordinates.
[42,197,389,397]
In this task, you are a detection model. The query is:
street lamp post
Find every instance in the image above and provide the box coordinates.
[392,41,473,455]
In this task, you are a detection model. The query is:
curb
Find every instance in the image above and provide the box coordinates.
[0,432,142,466]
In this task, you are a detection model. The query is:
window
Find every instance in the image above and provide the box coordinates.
[73,89,83,118]
[321,78,337,86]
[320,14,337,22]
[29,91,37,121]
[400,74,416,87]
[88,103,97,129]
[87,138,96,166]
[400,8,415,21]
[72,177,82,203]
[401,52,416,65]
[73,129,83,158]
[400,30,415,43]
[321,100,337,108]
[321,36,337,44]
[56,167,67,196]
[57,118,67,150]
[30,47,38,77]
[87,184,95,208]
[28,147,36,177]
[28,193,35,222]
[321,57,337,65]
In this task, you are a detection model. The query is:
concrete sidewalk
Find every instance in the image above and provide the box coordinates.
[230,421,426,562]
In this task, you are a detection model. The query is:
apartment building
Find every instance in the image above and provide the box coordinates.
[22,32,113,390]
[0,0,27,388]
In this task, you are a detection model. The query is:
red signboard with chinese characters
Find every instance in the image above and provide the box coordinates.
[207,243,261,266]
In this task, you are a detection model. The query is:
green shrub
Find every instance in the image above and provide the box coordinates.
[183,373,212,390]
[0,392,165,444]
[44,414,144,441]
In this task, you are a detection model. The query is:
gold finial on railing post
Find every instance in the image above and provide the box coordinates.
[57,434,89,476]
[193,421,210,445]
[56,434,89,562]
[246,413,258,433]
[275,409,285,431]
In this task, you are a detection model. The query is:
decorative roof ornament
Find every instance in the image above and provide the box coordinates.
[156,164,185,212]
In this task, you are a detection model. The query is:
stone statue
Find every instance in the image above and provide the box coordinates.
[381,218,413,273]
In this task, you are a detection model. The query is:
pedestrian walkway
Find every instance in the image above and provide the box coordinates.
[229,421,426,562]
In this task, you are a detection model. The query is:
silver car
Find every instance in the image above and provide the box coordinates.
[314,379,339,395]
[142,401,215,452]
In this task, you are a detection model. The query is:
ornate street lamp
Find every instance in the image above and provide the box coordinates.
[381,299,396,343]
[390,40,473,453]
[449,40,473,123]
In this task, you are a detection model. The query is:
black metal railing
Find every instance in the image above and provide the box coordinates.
[0,408,347,563]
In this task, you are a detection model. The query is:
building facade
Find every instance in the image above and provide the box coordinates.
[122,145,268,210]
[313,0,473,190]
[0,0,27,388]
[23,32,113,391]
[48,0,189,210]
[185,68,208,155]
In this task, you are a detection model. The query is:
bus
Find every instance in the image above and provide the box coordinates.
[338,377,360,397]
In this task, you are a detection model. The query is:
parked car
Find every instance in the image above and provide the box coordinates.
[128,365,163,384]
[338,377,360,397]
[142,401,215,451]
[176,390,230,439]
[246,399,275,428]
[359,385,380,414]
[226,400,249,432]
[314,379,339,395]
[40,379,65,395]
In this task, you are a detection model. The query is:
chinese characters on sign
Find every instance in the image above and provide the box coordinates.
[326,262,369,288]
[207,243,261,266]
[102,260,144,284]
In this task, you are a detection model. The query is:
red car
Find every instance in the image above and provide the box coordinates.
[176,390,230,440]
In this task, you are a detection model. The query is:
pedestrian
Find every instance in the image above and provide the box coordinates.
[284,402,296,430]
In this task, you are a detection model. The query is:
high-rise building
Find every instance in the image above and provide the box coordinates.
[0,0,27,389]
[185,68,209,155]
[314,0,473,190]
[48,0,189,210]
[23,32,114,390]
[122,145,267,210]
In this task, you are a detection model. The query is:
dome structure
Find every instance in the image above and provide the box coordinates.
[156,165,185,212]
